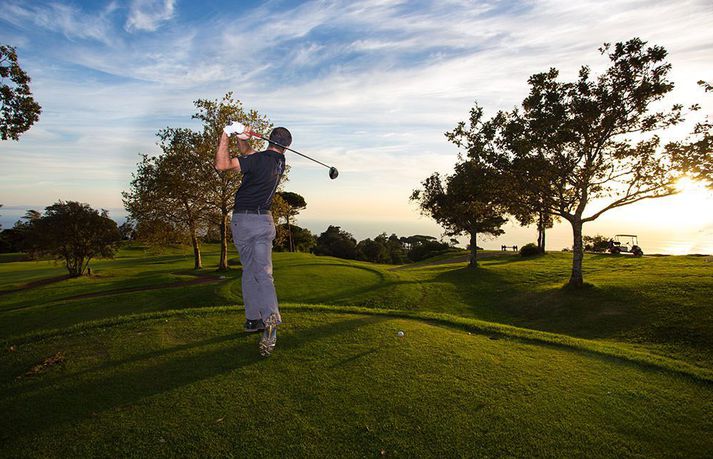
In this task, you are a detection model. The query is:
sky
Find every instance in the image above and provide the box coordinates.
[1,0,712,254]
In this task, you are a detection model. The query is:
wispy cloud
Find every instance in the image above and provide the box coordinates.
[1,0,712,248]
[125,0,176,32]
[0,1,118,45]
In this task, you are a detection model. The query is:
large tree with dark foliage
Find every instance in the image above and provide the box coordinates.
[27,201,120,277]
[507,39,686,287]
[274,224,315,252]
[447,105,557,255]
[124,128,210,269]
[313,225,357,259]
[411,159,508,268]
[277,191,307,252]
[1,45,41,141]
[456,38,690,287]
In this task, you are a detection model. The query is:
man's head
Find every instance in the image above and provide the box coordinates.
[268,127,292,153]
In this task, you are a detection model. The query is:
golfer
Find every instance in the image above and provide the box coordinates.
[215,124,290,356]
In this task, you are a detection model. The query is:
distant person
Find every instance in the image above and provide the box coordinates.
[215,124,291,357]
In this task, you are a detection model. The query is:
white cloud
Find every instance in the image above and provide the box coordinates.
[125,0,176,32]
[0,1,117,45]
[2,0,713,249]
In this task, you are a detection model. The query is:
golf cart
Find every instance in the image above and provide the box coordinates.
[608,234,643,256]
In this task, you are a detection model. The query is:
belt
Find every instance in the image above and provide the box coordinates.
[234,209,271,215]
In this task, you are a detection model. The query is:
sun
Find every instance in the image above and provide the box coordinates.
[669,177,712,224]
[675,176,708,194]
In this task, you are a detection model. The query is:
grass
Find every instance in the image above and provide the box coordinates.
[2,309,711,457]
[1,244,712,456]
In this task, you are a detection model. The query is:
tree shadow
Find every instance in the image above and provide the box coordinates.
[431,266,648,340]
[2,314,386,437]
[0,275,70,296]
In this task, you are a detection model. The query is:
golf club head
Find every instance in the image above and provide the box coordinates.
[329,167,339,180]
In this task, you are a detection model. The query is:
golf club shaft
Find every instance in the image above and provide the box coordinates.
[249,132,332,169]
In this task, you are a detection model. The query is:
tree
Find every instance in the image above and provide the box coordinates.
[583,235,610,253]
[192,93,273,270]
[133,218,188,246]
[411,159,508,268]
[277,191,307,252]
[356,234,390,264]
[118,220,135,241]
[460,38,687,287]
[274,224,316,252]
[386,234,407,264]
[313,226,357,259]
[1,45,41,141]
[10,209,42,257]
[667,80,713,189]
[447,105,558,255]
[27,201,120,277]
[124,128,211,269]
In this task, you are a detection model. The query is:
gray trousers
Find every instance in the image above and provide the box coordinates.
[230,213,281,324]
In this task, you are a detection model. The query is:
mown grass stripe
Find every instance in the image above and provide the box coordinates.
[3,303,712,384]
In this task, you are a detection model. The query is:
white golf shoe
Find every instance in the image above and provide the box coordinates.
[259,313,279,357]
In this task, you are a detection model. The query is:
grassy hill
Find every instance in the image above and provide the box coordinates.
[1,245,712,456]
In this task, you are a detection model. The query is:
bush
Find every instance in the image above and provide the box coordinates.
[520,243,540,257]
[583,234,610,252]
[313,226,357,259]
[408,240,450,262]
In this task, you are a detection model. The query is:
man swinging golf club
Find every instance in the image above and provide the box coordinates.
[215,123,290,356]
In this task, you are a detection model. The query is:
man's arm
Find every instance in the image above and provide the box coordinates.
[214,126,258,171]
[214,132,241,171]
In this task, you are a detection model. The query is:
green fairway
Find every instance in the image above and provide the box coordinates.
[2,308,711,457]
[1,245,712,456]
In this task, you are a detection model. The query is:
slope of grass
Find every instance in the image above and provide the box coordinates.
[2,308,711,457]
[1,245,712,367]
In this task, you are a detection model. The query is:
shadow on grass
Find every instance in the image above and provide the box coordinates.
[1,314,386,437]
[431,266,648,340]
[275,262,387,281]
[0,283,231,340]
[0,275,70,296]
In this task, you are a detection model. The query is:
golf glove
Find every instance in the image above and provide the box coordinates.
[223,122,245,136]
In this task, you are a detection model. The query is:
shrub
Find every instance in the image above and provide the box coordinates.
[583,234,610,252]
[520,243,540,257]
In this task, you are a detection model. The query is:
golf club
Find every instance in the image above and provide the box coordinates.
[225,122,339,179]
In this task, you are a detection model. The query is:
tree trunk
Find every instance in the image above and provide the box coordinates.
[537,211,546,254]
[66,256,82,277]
[219,209,229,271]
[287,215,294,252]
[190,229,202,270]
[568,218,584,288]
[468,230,478,269]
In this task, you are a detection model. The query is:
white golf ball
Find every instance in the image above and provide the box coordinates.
[397,331,405,337]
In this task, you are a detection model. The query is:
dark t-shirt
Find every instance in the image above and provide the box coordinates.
[233,150,285,211]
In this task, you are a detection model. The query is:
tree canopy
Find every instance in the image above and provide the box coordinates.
[450,38,690,286]
[411,159,507,268]
[667,80,713,189]
[1,44,41,141]
[313,226,357,259]
[124,128,210,269]
[26,201,120,277]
